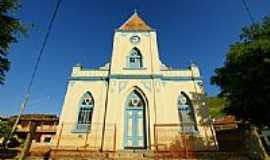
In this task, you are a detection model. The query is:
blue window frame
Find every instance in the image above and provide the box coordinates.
[177,92,197,133]
[127,47,143,69]
[76,92,94,132]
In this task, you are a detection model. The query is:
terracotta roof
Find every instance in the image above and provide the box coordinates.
[213,115,237,125]
[9,114,58,121]
[118,11,152,31]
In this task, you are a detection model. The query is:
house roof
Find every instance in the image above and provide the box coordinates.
[118,11,152,31]
[9,114,58,122]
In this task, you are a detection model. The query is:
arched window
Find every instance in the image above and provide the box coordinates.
[177,92,197,133]
[127,48,143,68]
[76,92,94,131]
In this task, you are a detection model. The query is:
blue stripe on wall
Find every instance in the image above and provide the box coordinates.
[69,74,202,81]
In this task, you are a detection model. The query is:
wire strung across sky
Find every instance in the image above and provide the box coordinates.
[8,0,63,139]
[241,0,255,25]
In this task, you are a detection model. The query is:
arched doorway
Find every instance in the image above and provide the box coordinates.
[124,90,147,149]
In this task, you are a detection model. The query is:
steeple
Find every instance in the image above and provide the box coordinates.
[118,11,152,31]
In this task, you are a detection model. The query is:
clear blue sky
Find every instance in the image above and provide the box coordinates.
[0,0,270,116]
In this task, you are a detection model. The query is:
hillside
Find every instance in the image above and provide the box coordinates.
[206,96,226,118]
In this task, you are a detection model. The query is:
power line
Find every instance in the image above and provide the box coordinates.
[241,0,255,25]
[8,0,62,140]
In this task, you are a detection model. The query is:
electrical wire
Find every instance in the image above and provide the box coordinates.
[8,0,63,140]
[241,0,255,24]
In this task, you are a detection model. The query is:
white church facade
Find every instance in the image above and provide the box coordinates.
[53,12,217,151]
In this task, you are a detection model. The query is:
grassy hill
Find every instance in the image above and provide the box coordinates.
[206,96,226,118]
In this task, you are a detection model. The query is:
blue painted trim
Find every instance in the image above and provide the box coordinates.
[80,68,109,71]
[70,77,108,81]
[162,76,202,81]
[123,68,147,70]
[110,75,202,81]
[132,111,137,146]
[71,128,89,133]
[115,29,156,33]
[72,123,92,133]
[123,108,128,147]
[110,74,162,79]
[160,69,190,71]
[70,75,202,81]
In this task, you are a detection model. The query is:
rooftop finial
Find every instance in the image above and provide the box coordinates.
[190,59,198,67]
[134,9,138,15]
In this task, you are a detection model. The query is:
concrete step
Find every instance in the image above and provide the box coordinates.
[108,150,155,159]
[47,149,250,160]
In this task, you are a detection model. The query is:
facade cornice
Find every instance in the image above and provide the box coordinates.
[69,74,202,81]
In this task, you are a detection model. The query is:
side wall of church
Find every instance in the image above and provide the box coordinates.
[54,80,108,147]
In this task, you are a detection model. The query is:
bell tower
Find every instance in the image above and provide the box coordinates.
[110,12,161,75]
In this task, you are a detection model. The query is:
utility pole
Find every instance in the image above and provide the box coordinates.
[19,121,37,160]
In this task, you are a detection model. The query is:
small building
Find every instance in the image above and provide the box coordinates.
[10,114,58,145]
[0,115,8,122]
[53,12,217,151]
[213,115,239,131]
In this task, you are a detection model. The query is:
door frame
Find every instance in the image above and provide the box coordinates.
[123,89,148,149]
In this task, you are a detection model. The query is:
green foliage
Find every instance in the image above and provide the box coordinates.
[206,97,225,118]
[0,0,26,85]
[211,16,270,127]
[0,120,13,141]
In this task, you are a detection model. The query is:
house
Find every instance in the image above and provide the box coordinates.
[9,114,58,145]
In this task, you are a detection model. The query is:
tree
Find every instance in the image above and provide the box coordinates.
[0,120,13,148]
[0,0,26,85]
[211,16,270,127]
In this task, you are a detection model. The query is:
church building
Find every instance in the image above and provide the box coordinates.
[53,12,216,151]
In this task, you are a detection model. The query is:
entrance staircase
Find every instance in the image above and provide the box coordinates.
[46,149,249,160]
[48,150,156,160]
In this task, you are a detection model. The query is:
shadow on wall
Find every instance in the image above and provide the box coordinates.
[155,92,218,152]
[169,133,215,151]
[189,92,210,125]
[154,125,217,152]
[154,131,218,159]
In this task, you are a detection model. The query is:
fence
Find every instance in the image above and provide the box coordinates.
[28,122,253,159]
[53,123,217,152]
[154,123,218,152]
[53,122,116,151]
